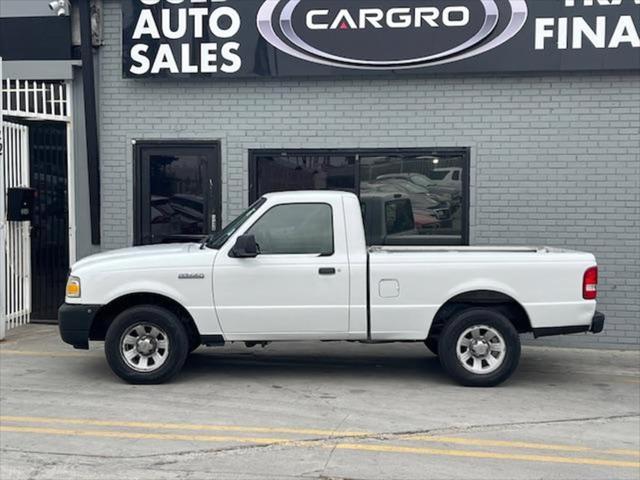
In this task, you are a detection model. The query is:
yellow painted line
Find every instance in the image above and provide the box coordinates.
[0,416,367,438]
[406,435,590,453]
[0,425,291,445]
[0,349,87,358]
[333,443,640,469]
[1,425,638,470]
[605,449,640,457]
[407,435,640,459]
[3,415,638,459]
[621,379,640,385]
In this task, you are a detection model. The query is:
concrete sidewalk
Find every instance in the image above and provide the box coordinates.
[1,324,639,480]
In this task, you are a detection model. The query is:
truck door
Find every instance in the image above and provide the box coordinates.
[213,199,350,337]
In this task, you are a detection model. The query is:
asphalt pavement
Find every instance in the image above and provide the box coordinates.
[1,324,639,480]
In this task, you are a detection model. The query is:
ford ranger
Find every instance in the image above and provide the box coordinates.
[59,191,604,387]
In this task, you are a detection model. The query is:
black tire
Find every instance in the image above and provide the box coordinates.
[105,305,189,384]
[187,330,201,353]
[424,338,439,356]
[438,307,520,387]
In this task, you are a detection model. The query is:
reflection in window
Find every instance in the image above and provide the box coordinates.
[360,155,464,244]
[252,150,467,246]
[149,154,206,243]
[385,200,415,236]
[255,154,356,196]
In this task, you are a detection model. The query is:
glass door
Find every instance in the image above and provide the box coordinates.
[134,142,221,245]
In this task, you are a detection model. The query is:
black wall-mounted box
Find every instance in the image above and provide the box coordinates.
[7,187,36,221]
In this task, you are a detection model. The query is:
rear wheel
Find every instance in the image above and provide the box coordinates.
[438,307,520,387]
[105,305,189,384]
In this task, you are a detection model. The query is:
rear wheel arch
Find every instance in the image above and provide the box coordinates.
[427,290,532,342]
[90,293,201,348]
[438,307,521,386]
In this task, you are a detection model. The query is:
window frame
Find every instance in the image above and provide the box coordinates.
[249,148,470,246]
[243,202,335,256]
[133,140,222,246]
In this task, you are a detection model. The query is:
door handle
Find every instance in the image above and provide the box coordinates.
[319,267,336,275]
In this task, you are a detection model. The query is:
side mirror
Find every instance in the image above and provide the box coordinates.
[230,234,259,258]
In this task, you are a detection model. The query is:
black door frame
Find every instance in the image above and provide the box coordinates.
[248,147,471,246]
[133,140,222,246]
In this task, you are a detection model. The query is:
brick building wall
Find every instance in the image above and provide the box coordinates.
[98,0,639,349]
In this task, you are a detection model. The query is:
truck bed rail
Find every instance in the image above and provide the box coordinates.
[369,246,550,254]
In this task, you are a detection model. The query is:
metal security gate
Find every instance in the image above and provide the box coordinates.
[30,123,69,320]
[2,121,31,331]
[2,74,75,334]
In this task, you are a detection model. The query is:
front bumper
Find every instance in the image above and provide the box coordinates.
[58,303,102,350]
[533,311,605,338]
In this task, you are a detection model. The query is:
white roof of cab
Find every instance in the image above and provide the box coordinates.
[262,190,356,200]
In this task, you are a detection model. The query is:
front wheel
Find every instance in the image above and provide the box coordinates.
[438,308,520,387]
[105,305,189,384]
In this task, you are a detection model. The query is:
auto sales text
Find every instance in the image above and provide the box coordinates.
[128,0,242,75]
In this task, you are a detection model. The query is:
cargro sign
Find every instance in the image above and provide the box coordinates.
[122,0,640,78]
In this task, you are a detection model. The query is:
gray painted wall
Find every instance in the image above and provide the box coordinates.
[97,0,639,349]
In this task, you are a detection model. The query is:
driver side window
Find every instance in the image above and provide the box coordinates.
[246,203,334,255]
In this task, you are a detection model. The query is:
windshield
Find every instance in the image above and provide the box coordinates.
[203,198,266,249]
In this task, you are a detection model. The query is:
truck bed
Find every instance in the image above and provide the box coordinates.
[367,244,597,340]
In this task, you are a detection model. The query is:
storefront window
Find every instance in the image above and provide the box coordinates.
[359,153,466,245]
[252,153,356,195]
[251,149,469,246]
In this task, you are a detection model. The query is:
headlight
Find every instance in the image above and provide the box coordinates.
[66,276,81,298]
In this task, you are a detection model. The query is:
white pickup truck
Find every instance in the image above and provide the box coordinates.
[59,191,604,387]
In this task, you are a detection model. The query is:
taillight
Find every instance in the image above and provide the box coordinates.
[583,267,598,300]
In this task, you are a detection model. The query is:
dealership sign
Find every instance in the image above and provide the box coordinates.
[122,0,640,78]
